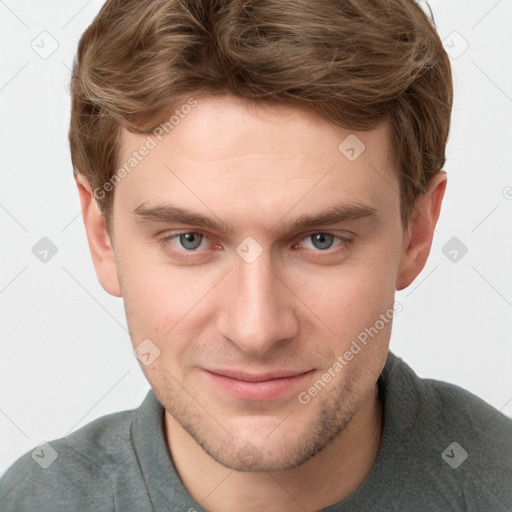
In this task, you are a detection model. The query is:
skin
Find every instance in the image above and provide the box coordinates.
[76,94,446,511]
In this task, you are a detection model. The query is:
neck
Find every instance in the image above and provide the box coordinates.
[165,384,382,512]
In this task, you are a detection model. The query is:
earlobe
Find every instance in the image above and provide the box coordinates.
[395,172,447,291]
[75,174,122,297]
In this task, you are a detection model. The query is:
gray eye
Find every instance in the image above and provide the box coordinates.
[179,233,203,250]
[310,233,334,250]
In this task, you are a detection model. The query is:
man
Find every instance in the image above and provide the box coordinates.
[1,0,511,510]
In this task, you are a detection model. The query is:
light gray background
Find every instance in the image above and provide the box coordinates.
[1,0,511,475]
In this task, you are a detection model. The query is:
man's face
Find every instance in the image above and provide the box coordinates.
[111,95,404,471]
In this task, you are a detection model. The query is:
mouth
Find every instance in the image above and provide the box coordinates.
[201,368,314,401]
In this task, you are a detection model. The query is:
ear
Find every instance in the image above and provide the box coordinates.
[396,172,447,291]
[75,174,122,297]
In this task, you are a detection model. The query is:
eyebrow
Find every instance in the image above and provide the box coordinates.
[133,201,378,235]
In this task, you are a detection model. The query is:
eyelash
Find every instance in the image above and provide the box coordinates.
[158,230,353,262]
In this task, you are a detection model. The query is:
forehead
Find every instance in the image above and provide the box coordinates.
[114,95,398,230]
[121,95,392,164]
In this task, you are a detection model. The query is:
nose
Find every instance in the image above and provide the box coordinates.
[217,246,299,357]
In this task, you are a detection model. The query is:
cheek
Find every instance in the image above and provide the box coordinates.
[293,242,400,348]
[116,247,177,332]
[309,270,394,336]
[118,248,218,369]
[122,267,196,332]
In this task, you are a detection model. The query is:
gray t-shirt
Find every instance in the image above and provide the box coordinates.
[1,351,511,511]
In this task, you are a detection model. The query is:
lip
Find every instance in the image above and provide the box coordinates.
[201,368,314,401]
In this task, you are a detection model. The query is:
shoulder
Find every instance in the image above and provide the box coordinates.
[386,351,512,445]
[421,373,512,451]
[424,376,512,508]
[0,407,136,512]
[384,352,512,509]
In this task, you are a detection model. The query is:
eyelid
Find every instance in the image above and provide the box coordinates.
[291,229,354,244]
[162,230,219,250]
[160,229,353,255]
[292,232,353,253]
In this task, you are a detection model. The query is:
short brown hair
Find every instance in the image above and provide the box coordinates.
[69,0,453,229]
